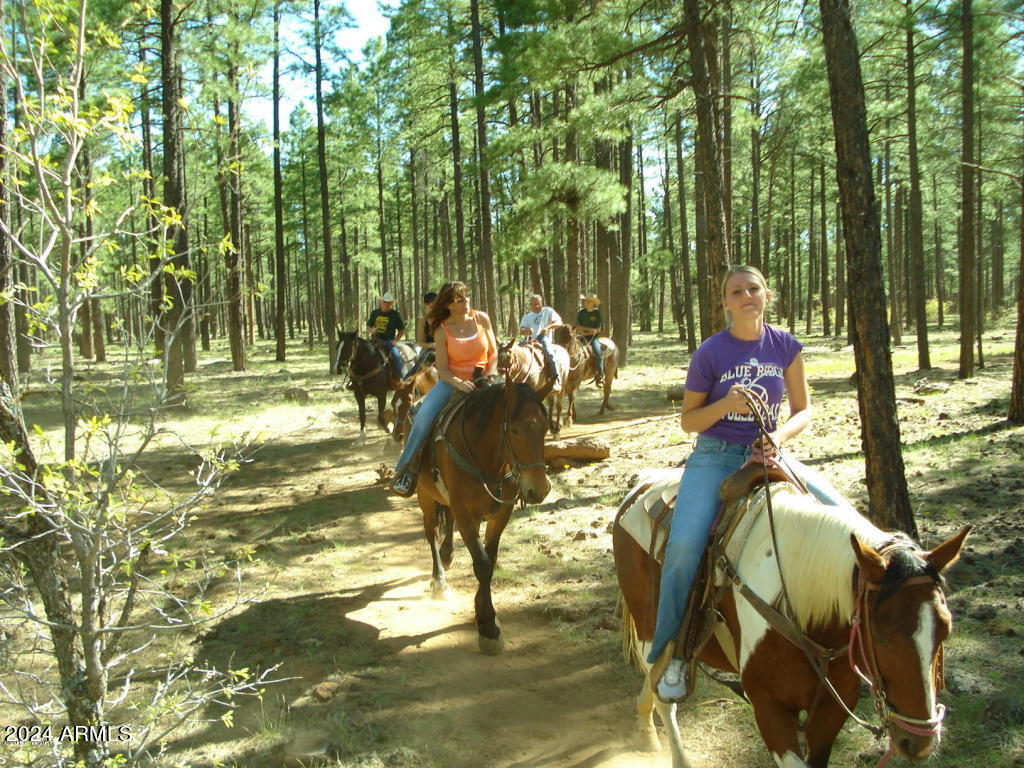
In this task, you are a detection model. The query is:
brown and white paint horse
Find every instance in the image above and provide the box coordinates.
[614,469,968,768]
[550,324,618,424]
[387,363,439,443]
[496,340,569,434]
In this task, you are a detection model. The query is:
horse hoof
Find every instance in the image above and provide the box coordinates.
[478,633,505,655]
[428,581,451,600]
[634,728,661,753]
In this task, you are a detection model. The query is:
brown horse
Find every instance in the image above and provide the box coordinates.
[333,332,418,441]
[613,467,968,768]
[550,324,618,425]
[496,340,569,434]
[387,364,439,443]
[414,377,553,653]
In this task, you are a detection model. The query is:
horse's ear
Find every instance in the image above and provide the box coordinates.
[924,525,971,574]
[850,534,886,582]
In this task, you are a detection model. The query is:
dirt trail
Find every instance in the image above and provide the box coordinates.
[189,381,742,768]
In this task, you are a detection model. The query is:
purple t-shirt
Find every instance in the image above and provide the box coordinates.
[684,324,802,445]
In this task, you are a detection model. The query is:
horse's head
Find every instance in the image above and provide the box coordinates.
[850,526,970,761]
[334,331,359,376]
[389,379,416,443]
[501,380,551,504]
[497,340,515,373]
[551,324,572,347]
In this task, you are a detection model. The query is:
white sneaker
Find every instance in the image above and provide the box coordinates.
[657,658,687,702]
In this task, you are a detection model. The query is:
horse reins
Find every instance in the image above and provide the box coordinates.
[736,389,946,764]
[338,338,390,387]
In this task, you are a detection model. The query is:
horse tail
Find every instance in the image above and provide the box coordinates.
[618,591,645,673]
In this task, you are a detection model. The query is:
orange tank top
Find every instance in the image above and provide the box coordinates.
[442,311,492,380]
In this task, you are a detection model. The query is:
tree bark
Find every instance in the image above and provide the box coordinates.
[469,0,497,314]
[675,116,697,353]
[314,0,338,367]
[819,0,917,537]
[0,33,17,391]
[905,5,930,369]
[958,0,975,378]
[161,0,190,404]
[684,0,729,333]
[273,1,287,362]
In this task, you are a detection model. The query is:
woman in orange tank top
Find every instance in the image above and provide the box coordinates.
[391,281,498,496]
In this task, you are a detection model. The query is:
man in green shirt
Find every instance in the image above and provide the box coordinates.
[574,292,604,385]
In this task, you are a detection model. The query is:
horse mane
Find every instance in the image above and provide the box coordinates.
[748,486,892,630]
[462,381,545,440]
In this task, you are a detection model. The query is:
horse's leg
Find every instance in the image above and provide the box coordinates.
[376,391,389,432]
[747,693,809,768]
[354,388,368,443]
[421,500,451,599]
[454,506,508,654]
[438,504,455,569]
[475,505,513,654]
[802,683,858,768]
[599,357,616,415]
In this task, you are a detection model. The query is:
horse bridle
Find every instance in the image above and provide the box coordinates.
[338,337,389,387]
[737,389,946,765]
[446,383,547,506]
[849,559,947,764]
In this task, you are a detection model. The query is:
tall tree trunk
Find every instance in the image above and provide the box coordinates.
[819,0,916,537]
[932,172,945,326]
[314,0,338,367]
[905,5,930,369]
[958,0,975,378]
[1009,170,1023,422]
[139,40,164,357]
[273,1,287,362]
[674,116,697,352]
[0,10,16,391]
[225,69,246,371]
[448,79,468,279]
[819,163,831,337]
[469,0,497,314]
[614,130,632,361]
[685,0,729,332]
[161,0,190,404]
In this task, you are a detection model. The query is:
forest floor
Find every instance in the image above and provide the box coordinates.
[7,316,1024,768]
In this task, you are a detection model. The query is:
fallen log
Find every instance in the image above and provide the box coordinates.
[544,437,611,463]
[666,385,686,402]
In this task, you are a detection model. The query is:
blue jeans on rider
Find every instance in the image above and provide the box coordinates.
[646,436,848,664]
[394,379,454,476]
[536,333,560,379]
[382,340,406,379]
[586,335,604,380]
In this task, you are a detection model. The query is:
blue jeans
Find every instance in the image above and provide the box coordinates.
[382,340,406,378]
[585,335,604,379]
[394,379,454,475]
[647,436,847,664]
[536,333,560,379]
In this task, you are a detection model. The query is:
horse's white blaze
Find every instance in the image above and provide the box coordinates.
[915,601,937,714]
[773,751,810,767]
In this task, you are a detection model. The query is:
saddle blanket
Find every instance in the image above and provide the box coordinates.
[617,468,684,562]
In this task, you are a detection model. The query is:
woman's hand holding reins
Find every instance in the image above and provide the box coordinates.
[453,378,476,394]
[750,434,779,463]
[721,384,753,417]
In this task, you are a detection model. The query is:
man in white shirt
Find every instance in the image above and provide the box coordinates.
[519,294,563,384]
